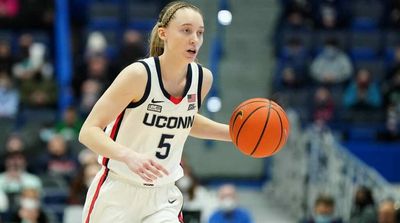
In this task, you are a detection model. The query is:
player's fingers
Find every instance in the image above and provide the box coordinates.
[144,163,162,177]
[142,170,157,181]
[135,168,153,182]
[150,160,169,175]
[139,174,153,182]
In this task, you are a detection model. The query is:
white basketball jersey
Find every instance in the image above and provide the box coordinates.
[99,57,203,187]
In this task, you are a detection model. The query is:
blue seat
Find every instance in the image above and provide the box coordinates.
[127,1,159,32]
[383,31,400,63]
[88,2,122,29]
[0,30,13,43]
[351,18,378,31]
[350,0,383,31]
[349,31,382,60]
[343,140,400,182]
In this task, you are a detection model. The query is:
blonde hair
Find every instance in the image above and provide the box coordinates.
[149,1,202,57]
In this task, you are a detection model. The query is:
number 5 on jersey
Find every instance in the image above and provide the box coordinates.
[156,134,174,159]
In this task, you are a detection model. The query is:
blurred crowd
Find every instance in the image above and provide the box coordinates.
[273,0,400,141]
[300,186,400,223]
[0,0,156,222]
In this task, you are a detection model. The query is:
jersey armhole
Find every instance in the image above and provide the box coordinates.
[127,61,151,108]
[197,64,203,109]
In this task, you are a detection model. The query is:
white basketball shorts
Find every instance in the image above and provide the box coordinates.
[82,167,184,223]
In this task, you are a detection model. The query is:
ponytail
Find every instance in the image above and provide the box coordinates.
[149,23,164,57]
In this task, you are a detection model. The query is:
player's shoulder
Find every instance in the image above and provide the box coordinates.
[197,65,213,85]
[195,64,213,79]
[119,58,151,80]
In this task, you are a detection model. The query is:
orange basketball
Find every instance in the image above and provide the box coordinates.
[229,98,290,158]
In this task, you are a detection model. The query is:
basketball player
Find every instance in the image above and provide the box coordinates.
[79,1,231,222]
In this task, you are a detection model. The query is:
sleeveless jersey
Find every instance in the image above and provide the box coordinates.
[99,57,203,187]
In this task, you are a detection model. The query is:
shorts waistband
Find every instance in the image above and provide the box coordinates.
[107,169,175,188]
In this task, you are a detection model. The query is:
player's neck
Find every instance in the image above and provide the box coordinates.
[158,54,188,81]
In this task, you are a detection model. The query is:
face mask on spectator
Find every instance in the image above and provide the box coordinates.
[20,198,40,210]
[220,197,237,212]
[314,214,334,223]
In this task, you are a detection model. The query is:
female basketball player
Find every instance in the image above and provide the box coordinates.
[79,1,231,222]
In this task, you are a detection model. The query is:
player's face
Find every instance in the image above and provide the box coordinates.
[162,8,204,62]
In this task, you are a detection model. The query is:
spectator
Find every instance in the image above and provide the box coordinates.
[312,86,335,124]
[114,29,146,72]
[0,71,19,119]
[0,151,42,213]
[73,53,111,117]
[85,32,107,58]
[14,33,32,60]
[279,0,313,21]
[0,187,8,216]
[4,133,24,153]
[385,69,400,108]
[14,0,53,29]
[54,106,83,141]
[276,37,309,89]
[208,184,253,223]
[68,162,99,205]
[300,193,343,223]
[64,162,99,223]
[310,38,353,86]
[386,45,400,83]
[343,68,382,110]
[0,133,25,172]
[378,199,397,223]
[279,2,313,31]
[33,134,79,182]
[387,0,400,29]
[177,162,216,223]
[349,186,377,223]
[10,187,49,223]
[313,0,349,30]
[0,0,20,27]
[379,70,400,140]
[0,40,15,74]
[79,78,103,118]
[77,148,98,166]
[12,34,56,109]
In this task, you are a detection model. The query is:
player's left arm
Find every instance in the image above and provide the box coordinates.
[189,67,231,142]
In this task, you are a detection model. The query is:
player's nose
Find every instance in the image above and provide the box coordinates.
[190,33,199,45]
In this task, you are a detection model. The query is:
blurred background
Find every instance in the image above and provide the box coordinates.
[0,0,400,222]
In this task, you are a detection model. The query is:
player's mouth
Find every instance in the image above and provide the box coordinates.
[187,49,197,55]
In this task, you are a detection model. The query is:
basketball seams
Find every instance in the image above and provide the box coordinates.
[250,101,271,156]
[235,105,266,150]
[232,99,268,115]
[230,111,243,143]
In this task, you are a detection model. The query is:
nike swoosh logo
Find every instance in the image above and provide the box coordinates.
[168,199,177,204]
[151,98,164,103]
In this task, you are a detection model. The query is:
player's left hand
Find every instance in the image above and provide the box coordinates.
[123,150,169,182]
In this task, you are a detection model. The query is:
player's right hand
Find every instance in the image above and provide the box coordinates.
[123,151,169,182]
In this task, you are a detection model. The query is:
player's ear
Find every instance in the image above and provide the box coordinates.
[158,27,167,41]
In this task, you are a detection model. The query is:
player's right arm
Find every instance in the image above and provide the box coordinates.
[79,62,168,182]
